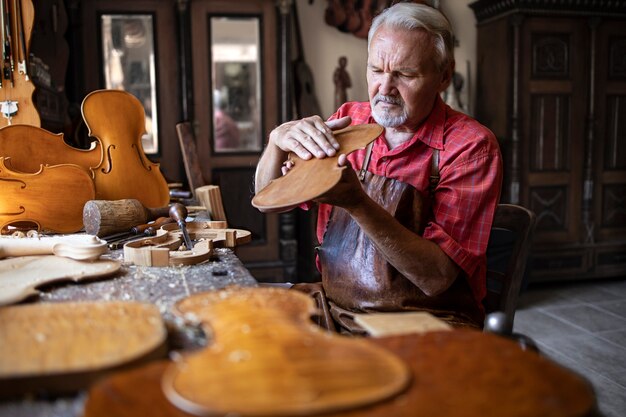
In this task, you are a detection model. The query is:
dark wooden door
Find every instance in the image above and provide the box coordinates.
[190,0,288,281]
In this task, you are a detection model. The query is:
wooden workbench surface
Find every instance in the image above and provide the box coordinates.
[0,247,258,417]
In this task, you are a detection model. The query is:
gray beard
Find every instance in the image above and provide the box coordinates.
[370,95,408,128]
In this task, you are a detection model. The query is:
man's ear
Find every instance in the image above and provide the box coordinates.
[439,60,455,93]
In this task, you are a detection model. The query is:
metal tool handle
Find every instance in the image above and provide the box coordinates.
[169,203,194,249]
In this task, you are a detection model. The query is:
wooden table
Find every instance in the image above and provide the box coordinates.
[80,330,598,417]
[0,247,257,417]
[0,250,599,417]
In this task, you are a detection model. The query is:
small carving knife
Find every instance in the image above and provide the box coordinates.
[169,203,193,250]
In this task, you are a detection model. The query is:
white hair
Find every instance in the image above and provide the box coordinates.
[368,2,454,72]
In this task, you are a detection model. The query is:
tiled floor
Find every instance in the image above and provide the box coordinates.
[513,278,626,417]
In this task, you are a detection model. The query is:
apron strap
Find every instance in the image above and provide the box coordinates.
[358,141,440,197]
[429,148,440,198]
[358,141,375,182]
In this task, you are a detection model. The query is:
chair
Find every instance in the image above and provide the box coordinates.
[483,204,537,328]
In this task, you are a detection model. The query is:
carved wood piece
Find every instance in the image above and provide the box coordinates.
[0,233,108,260]
[160,222,252,248]
[0,124,101,172]
[123,229,214,267]
[161,287,411,416]
[195,185,227,223]
[81,89,170,207]
[0,255,120,306]
[252,124,383,210]
[0,301,167,397]
[0,157,95,233]
[123,222,250,267]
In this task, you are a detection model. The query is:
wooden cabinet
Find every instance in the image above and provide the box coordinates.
[471,0,626,282]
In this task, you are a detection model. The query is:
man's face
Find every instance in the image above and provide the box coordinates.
[367,27,450,130]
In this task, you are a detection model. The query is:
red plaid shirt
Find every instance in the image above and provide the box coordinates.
[315,96,502,305]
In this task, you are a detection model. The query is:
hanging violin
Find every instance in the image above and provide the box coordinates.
[0,0,39,127]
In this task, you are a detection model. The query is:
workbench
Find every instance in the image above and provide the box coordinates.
[0,247,257,417]
[0,247,599,417]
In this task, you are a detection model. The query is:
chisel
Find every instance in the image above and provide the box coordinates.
[169,203,193,250]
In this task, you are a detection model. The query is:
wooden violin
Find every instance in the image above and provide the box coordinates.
[81,89,170,208]
[0,156,95,233]
[0,124,101,173]
[0,125,98,233]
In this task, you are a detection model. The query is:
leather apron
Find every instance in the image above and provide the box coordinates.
[317,169,483,329]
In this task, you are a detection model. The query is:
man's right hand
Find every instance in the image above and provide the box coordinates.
[269,115,351,160]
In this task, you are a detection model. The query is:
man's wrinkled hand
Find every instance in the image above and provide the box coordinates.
[270,115,351,160]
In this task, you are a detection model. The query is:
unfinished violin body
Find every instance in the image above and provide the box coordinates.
[252,124,383,210]
[82,89,170,208]
[162,287,410,416]
[0,157,95,233]
[0,124,101,173]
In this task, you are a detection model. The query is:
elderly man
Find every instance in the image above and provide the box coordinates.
[254,3,502,329]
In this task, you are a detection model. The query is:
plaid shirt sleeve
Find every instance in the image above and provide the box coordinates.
[423,127,503,302]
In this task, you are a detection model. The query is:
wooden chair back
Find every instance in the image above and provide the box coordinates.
[483,204,537,325]
[175,121,206,199]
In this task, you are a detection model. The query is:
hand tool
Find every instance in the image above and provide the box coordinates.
[100,217,175,244]
[169,203,193,250]
[108,228,157,250]
[130,217,175,234]
[106,217,176,250]
[83,199,171,237]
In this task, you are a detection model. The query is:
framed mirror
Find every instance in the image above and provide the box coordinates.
[210,16,262,153]
[100,13,159,154]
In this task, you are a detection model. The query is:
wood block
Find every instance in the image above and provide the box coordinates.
[0,255,121,306]
[195,185,227,223]
[354,312,452,337]
[0,301,167,397]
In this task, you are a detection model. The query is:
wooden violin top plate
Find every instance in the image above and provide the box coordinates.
[0,301,167,397]
[161,286,411,416]
[83,329,597,417]
[0,255,120,306]
[252,124,383,210]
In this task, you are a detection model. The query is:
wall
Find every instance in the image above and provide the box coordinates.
[296,0,477,118]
